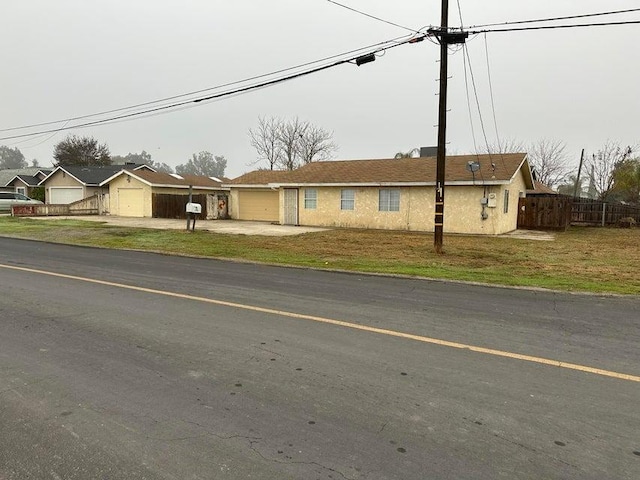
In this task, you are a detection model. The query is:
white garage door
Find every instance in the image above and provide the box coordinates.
[49,187,83,204]
[118,188,145,217]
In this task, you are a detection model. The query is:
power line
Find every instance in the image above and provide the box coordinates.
[467,7,640,29]
[0,33,419,134]
[472,20,640,34]
[462,43,478,154]
[462,44,500,169]
[325,0,419,33]
[483,34,503,158]
[455,0,464,28]
[0,34,428,142]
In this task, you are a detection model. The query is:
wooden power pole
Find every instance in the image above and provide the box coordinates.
[431,0,467,254]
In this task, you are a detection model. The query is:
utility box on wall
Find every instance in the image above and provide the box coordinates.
[487,193,497,208]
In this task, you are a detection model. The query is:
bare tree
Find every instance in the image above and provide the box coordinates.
[527,139,571,189]
[481,137,526,155]
[248,116,338,171]
[277,117,306,171]
[479,137,572,189]
[587,140,635,201]
[248,116,283,171]
[297,124,337,165]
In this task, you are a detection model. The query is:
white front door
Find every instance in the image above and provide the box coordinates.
[283,188,298,225]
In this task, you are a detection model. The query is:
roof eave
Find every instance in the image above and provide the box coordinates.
[149,184,227,190]
[227,180,511,188]
[38,166,87,186]
[511,153,535,189]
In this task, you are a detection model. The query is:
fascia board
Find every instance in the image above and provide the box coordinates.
[39,167,86,186]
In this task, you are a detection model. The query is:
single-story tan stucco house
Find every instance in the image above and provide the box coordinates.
[225,153,534,235]
[100,169,230,218]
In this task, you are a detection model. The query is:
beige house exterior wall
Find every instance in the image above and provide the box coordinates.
[229,189,239,219]
[292,180,526,235]
[7,178,33,197]
[294,187,433,231]
[108,175,153,217]
[497,169,528,234]
[43,170,85,202]
[85,186,106,198]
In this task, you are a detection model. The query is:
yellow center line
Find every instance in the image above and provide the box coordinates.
[2,263,639,383]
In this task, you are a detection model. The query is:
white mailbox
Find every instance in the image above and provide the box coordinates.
[186,202,202,214]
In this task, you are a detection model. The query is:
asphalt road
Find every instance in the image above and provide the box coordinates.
[0,237,638,479]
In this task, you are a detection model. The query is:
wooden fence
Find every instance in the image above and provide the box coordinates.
[152,194,209,219]
[518,195,640,229]
[571,198,640,226]
[518,196,572,230]
[11,194,104,217]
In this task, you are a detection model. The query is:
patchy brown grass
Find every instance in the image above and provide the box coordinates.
[1,217,638,294]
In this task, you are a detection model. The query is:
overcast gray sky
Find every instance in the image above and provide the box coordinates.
[2,0,639,177]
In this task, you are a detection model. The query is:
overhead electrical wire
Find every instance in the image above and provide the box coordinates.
[467,7,640,29]
[325,0,419,33]
[5,8,636,143]
[471,20,640,34]
[11,121,70,148]
[456,0,481,166]
[462,44,500,169]
[0,33,418,134]
[483,33,504,160]
[462,46,479,156]
[0,33,428,142]
[455,0,464,28]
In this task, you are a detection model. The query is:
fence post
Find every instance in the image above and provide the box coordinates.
[602,203,606,227]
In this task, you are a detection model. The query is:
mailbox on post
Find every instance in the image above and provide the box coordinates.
[186,201,201,231]
[186,203,202,214]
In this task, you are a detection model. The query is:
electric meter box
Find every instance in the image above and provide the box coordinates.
[186,202,202,214]
[487,193,497,208]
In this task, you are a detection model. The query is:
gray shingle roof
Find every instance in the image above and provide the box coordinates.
[11,175,41,186]
[44,164,150,186]
[0,168,48,187]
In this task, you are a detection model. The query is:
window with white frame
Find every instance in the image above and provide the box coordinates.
[341,189,355,210]
[304,189,317,209]
[379,189,400,212]
[503,189,510,213]
[16,187,26,195]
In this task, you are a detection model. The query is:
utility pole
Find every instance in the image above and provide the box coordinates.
[430,1,467,254]
[573,149,585,198]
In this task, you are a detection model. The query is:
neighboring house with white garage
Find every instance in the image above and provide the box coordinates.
[39,164,154,205]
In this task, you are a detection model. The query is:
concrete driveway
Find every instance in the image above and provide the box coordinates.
[35,215,329,236]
